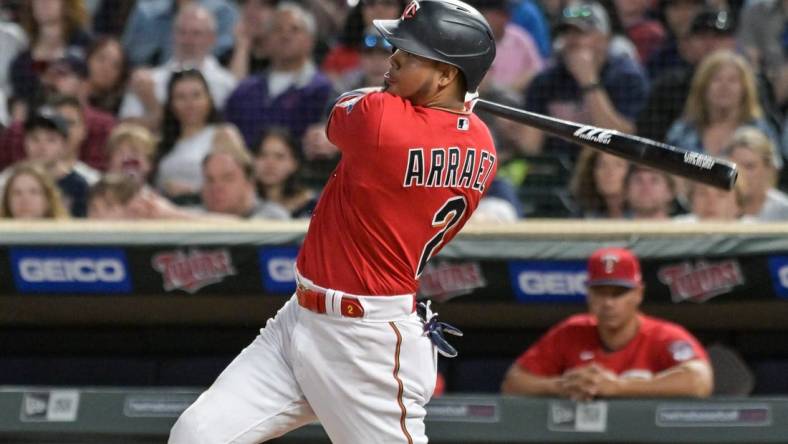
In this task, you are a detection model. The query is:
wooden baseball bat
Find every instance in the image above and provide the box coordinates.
[473,98,738,190]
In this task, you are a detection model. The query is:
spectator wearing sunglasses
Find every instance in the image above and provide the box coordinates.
[334,31,392,92]
[321,0,404,83]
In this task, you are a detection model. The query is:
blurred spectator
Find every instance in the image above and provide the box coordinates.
[224,0,278,79]
[51,95,101,185]
[0,162,69,219]
[85,37,130,115]
[472,88,525,184]
[201,144,289,219]
[0,58,116,171]
[321,0,402,82]
[666,50,781,163]
[636,8,738,142]
[122,0,239,67]
[501,246,713,400]
[724,127,788,221]
[518,1,648,159]
[118,4,238,130]
[336,32,392,91]
[509,0,551,58]
[302,0,349,51]
[253,127,318,218]
[538,0,567,28]
[300,120,341,190]
[10,0,93,107]
[128,141,291,220]
[570,147,630,218]
[91,0,136,37]
[105,124,158,187]
[224,2,334,147]
[625,164,677,219]
[0,109,89,217]
[737,0,788,109]
[474,0,544,95]
[468,177,523,223]
[672,181,744,222]
[87,172,141,219]
[645,0,705,78]
[155,69,224,202]
[613,0,665,63]
[0,17,27,101]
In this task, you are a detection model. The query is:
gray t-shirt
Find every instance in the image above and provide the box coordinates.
[246,199,291,220]
[758,189,788,221]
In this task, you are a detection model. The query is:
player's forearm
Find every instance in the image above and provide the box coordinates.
[501,367,562,396]
[582,89,635,134]
[613,361,713,398]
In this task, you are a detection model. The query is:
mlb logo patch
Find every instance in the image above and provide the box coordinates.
[457,117,469,131]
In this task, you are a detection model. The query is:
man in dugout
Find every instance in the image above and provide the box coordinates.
[501,246,713,400]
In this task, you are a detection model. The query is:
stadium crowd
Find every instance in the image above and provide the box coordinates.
[0,0,787,223]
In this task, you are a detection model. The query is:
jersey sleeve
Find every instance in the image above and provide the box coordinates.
[326,89,386,156]
[515,324,567,376]
[653,324,710,371]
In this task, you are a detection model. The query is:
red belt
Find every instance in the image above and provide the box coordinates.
[296,286,366,318]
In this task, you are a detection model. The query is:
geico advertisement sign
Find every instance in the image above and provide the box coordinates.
[10,248,131,293]
[259,246,299,293]
[508,260,587,303]
[768,256,788,299]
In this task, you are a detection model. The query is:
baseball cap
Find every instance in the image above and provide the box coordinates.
[688,9,735,36]
[554,1,610,35]
[587,247,642,288]
[24,108,70,138]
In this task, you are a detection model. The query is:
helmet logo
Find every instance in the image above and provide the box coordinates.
[402,0,420,19]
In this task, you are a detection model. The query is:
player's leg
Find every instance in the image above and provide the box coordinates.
[169,297,317,444]
[294,310,437,444]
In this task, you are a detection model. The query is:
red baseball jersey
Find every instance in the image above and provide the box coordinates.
[516,314,709,378]
[296,90,497,295]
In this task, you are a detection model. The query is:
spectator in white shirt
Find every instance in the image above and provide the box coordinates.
[118,3,237,130]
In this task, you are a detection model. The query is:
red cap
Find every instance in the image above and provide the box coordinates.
[587,247,642,288]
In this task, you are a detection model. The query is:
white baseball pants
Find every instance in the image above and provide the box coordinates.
[168,294,437,443]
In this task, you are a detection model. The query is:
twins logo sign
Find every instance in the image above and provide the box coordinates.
[152,249,236,294]
[657,260,744,303]
[508,260,587,303]
[259,247,299,293]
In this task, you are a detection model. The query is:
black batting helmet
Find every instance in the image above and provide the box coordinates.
[373,0,496,93]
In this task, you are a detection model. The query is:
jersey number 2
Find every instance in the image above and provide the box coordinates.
[416,196,468,278]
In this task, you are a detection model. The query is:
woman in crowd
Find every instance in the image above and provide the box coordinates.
[254,127,317,218]
[10,0,92,107]
[0,162,69,219]
[723,127,788,221]
[105,123,158,187]
[666,50,782,167]
[569,147,630,218]
[85,36,129,115]
[155,69,223,203]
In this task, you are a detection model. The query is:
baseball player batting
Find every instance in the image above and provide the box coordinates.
[168,0,496,442]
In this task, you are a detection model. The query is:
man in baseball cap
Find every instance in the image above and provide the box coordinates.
[502,246,713,401]
[519,0,648,157]
[554,0,610,35]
